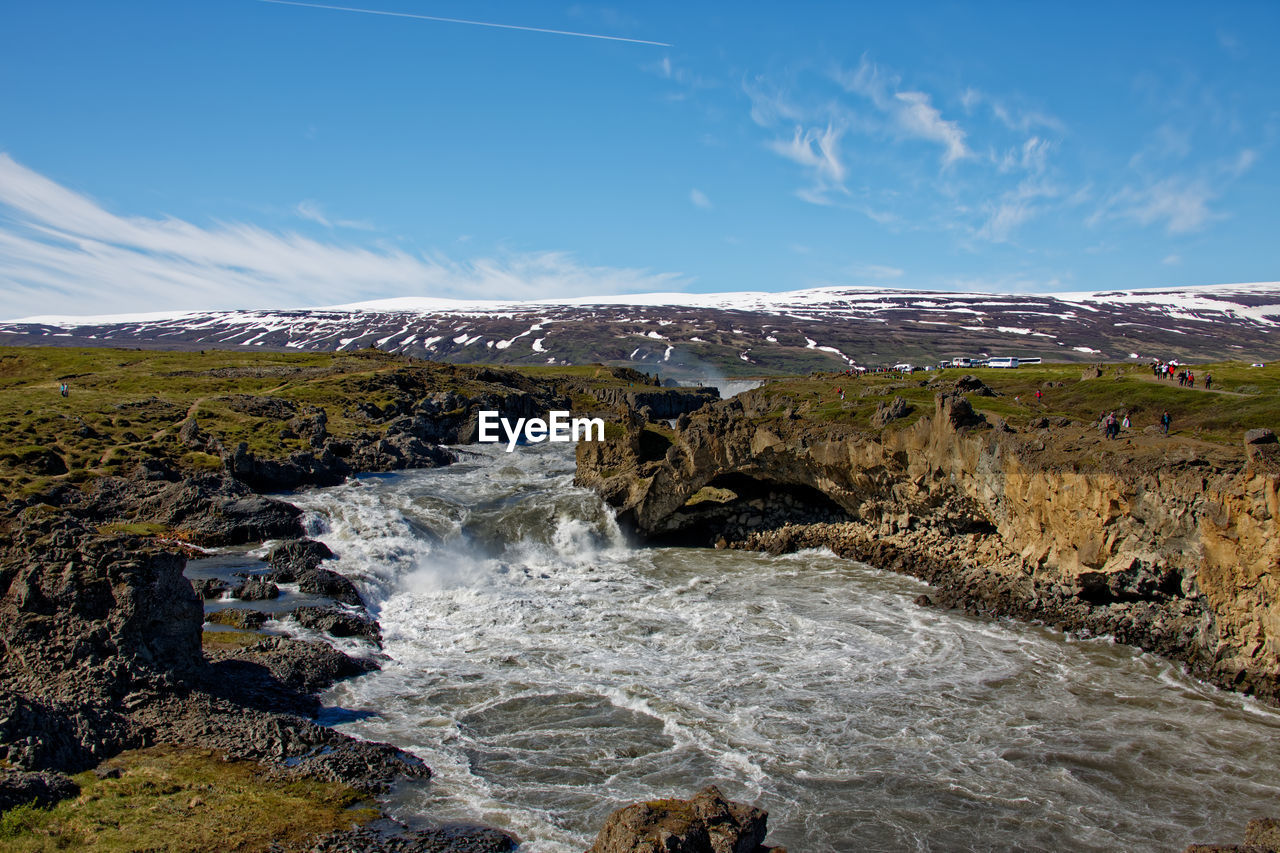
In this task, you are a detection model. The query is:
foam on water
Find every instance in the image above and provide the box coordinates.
[289,444,1280,852]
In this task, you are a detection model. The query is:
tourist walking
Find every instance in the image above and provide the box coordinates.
[1161,411,1172,435]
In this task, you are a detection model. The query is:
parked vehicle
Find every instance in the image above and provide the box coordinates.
[987,357,1019,368]
[954,358,972,368]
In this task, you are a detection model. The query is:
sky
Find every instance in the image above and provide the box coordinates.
[1,0,1277,319]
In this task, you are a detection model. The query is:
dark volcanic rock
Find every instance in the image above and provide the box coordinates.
[937,393,988,430]
[295,568,363,607]
[266,538,335,581]
[207,636,375,697]
[205,608,268,630]
[190,577,230,600]
[289,606,381,643]
[954,374,997,396]
[232,576,280,602]
[872,396,913,427]
[587,785,771,853]
[0,769,79,811]
[302,823,520,852]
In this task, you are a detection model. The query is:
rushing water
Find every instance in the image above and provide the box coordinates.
[285,443,1280,852]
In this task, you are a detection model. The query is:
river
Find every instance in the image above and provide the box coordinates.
[283,442,1280,852]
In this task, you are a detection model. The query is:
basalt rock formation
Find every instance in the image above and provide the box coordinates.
[586,786,776,853]
[577,389,1280,700]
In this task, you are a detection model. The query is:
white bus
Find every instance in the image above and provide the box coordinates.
[987,357,1019,368]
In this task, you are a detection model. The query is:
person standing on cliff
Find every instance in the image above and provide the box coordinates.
[1161,411,1172,434]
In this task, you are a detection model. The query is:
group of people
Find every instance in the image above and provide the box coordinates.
[1101,409,1173,438]
[1152,361,1212,390]
[1101,411,1130,439]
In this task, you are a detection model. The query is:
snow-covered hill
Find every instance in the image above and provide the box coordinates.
[4,282,1278,377]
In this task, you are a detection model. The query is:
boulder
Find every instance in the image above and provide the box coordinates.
[936,393,987,431]
[953,375,996,396]
[1244,428,1277,445]
[587,786,771,853]
[190,577,229,600]
[266,538,335,581]
[0,769,79,811]
[871,396,913,427]
[289,606,381,643]
[205,608,268,630]
[231,576,279,602]
[295,568,363,607]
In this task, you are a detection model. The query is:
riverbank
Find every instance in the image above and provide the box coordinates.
[0,346,719,850]
[576,362,1280,702]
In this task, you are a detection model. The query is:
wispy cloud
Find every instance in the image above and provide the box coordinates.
[766,124,847,204]
[960,87,1064,134]
[1093,177,1218,234]
[976,179,1061,242]
[0,154,688,319]
[1090,150,1259,235]
[836,57,971,166]
[294,199,375,231]
[848,263,904,281]
[689,188,713,209]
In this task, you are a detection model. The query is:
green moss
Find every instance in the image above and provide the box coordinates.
[97,522,171,538]
[0,745,377,852]
[684,486,738,507]
[201,629,267,650]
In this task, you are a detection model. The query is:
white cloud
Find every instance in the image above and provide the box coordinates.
[689,188,712,209]
[976,179,1060,242]
[892,91,970,166]
[294,199,330,226]
[961,87,1064,134]
[0,154,688,319]
[1162,254,1182,266]
[766,124,847,204]
[836,57,971,166]
[1092,176,1217,234]
[294,199,374,230]
[848,263,904,280]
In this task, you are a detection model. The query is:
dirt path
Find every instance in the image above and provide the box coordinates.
[1133,374,1250,396]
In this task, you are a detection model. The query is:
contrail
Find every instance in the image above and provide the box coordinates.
[255,0,671,47]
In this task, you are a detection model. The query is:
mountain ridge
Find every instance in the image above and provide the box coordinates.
[4,281,1278,377]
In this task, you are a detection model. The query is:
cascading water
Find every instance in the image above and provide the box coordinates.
[288,443,1280,852]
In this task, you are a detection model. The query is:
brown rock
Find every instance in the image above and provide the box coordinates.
[586,785,770,853]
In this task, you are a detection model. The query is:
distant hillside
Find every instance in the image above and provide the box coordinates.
[4,282,1278,378]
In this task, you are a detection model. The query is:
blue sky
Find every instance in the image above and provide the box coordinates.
[1,0,1277,317]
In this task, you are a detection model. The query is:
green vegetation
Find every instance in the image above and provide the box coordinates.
[200,629,268,651]
[0,346,663,498]
[744,361,1280,446]
[0,745,376,852]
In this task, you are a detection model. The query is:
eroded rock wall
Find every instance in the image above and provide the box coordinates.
[576,393,1280,698]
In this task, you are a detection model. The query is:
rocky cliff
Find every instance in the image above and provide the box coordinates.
[576,391,1280,700]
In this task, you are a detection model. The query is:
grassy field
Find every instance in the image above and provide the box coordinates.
[0,746,376,852]
[0,346,664,497]
[2,347,1275,499]
[742,361,1280,446]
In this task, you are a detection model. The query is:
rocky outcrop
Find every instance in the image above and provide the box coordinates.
[1186,818,1280,852]
[0,769,79,812]
[586,786,774,853]
[585,387,719,421]
[231,576,279,601]
[289,606,382,644]
[577,389,1280,700]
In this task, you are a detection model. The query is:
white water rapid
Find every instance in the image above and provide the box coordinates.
[286,443,1280,852]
